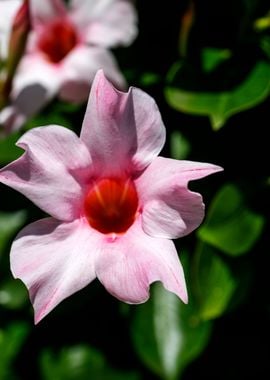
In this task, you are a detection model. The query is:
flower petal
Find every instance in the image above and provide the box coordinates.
[80,70,166,175]
[29,0,67,28]
[12,54,60,98]
[60,46,126,103]
[0,0,22,60]
[136,157,223,239]
[10,217,99,323]
[0,125,92,221]
[70,0,137,47]
[96,218,187,304]
[3,55,61,132]
[0,104,26,134]
[1,82,56,134]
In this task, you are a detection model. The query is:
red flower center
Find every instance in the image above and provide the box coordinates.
[37,19,78,63]
[84,178,139,234]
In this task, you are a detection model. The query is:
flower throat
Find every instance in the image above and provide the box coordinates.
[37,19,78,63]
[84,178,139,234]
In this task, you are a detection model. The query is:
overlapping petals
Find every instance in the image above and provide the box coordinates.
[11,216,187,324]
[1,47,126,132]
[0,71,222,323]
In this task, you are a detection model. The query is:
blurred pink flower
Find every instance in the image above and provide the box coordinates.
[0,71,222,323]
[0,0,30,112]
[0,0,23,61]
[0,0,137,133]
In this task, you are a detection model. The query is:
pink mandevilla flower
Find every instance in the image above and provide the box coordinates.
[0,0,137,132]
[0,71,222,324]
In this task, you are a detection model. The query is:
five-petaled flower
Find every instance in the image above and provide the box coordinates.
[0,0,137,133]
[0,70,222,324]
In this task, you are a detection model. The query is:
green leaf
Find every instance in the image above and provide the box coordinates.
[0,132,22,163]
[131,283,212,380]
[0,322,29,380]
[0,279,28,310]
[139,72,161,87]
[202,48,231,73]
[0,211,26,257]
[197,184,264,256]
[192,244,237,320]
[260,35,270,59]
[170,131,190,160]
[254,12,270,31]
[131,298,160,376]
[165,60,270,129]
[41,345,140,380]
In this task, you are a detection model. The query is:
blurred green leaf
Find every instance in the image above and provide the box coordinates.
[0,132,22,163]
[131,284,212,380]
[41,345,140,380]
[0,279,28,310]
[260,35,270,59]
[197,184,264,256]
[170,131,190,160]
[202,48,231,73]
[139,72,161,87]
[131,297,160,376]
[0,322,29,380]
[254,11,270,31]
[165,60,270,129]
[192,244,237,320]
[0,211,26,257]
